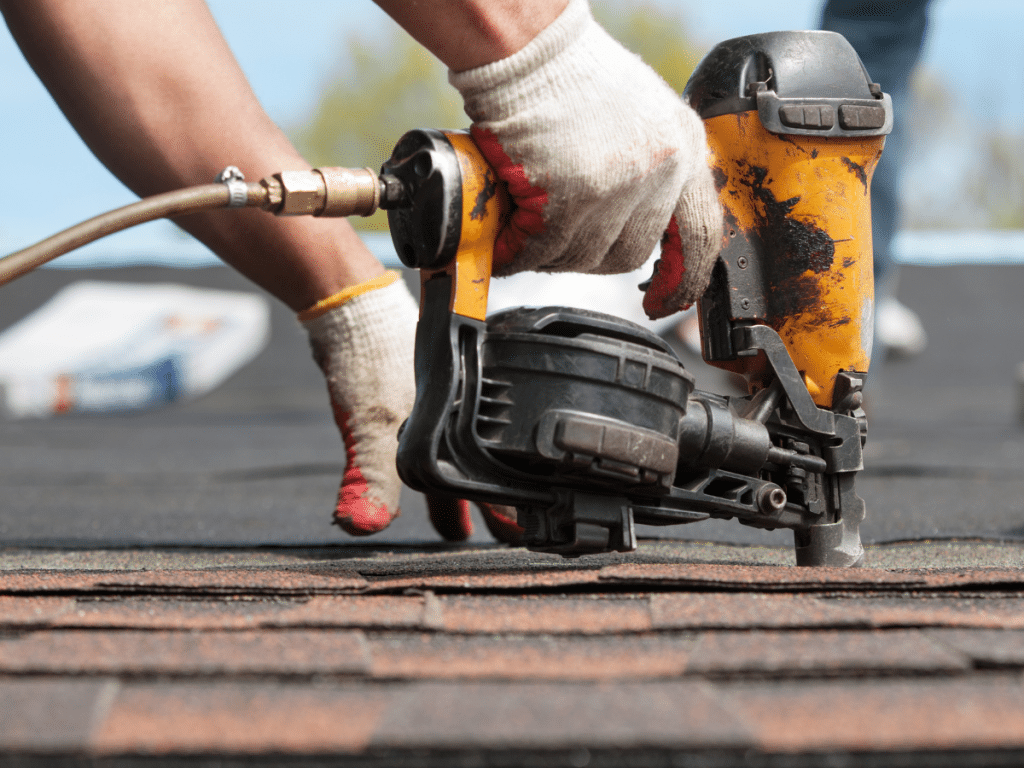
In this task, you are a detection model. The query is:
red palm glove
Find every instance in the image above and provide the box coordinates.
[302,275,469,540]
[302,276,526,544]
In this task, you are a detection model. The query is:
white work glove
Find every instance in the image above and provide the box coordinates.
[303,277,420,536]
[449,0,723,318]
[303,275,519,543]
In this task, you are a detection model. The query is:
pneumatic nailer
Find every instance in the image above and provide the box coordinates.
[388,31,892,567]
[0,31,892,567]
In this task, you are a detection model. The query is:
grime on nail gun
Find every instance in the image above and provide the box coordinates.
[386,31,892,567]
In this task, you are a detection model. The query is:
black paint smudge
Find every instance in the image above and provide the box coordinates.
[712,165,729,192]
[471,170,498,221]
[841,157,868,193]
[736,162,838,324]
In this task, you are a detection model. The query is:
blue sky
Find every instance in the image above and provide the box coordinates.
[1,0,1021,263]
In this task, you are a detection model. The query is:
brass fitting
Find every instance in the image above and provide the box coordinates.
[260,168,381,217]
[317,167,381,217]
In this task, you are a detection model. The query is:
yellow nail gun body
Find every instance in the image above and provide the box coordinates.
[387,31,891,566]
[691,35,887,408]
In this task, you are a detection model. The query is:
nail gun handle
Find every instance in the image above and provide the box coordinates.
[382,129,508,322]
[438,131,508,321]
[388,130,516,504]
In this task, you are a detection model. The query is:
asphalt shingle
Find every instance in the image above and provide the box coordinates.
[0,629,371,676]
[717,676,1024,752]
[370,681,753,750]
[1,265,1024,761]
[92,682,385,755]
[0,679,118,752]
[686,629,971,677]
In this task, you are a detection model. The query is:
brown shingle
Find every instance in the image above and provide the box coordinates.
[653,593,1024,630]
[0,595,74,626]
[370,681,753,749]
[0,629,371,676]
[0,567,366,596]
[0,679,118,752]
[652,593,858,629]
[718,676,1024,751]
[436,594,652,634]
[368,633,692,680]
[687,629,971,676]
[927,628,1024,668]
[93,682,385,754]
[601,562,1024,591]
[41,595,427,631]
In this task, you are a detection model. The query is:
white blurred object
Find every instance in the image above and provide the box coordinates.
[486,257,932,364]
[875,296,928,359]
[487,252,682,334]
[0,281,269,417]
[673,307,702,357]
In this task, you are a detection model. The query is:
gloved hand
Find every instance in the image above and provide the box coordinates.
[301,274,517,543]
[448,0,723,318]
[302,273,418,536]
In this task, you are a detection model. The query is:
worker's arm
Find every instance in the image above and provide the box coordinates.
[374,0,724,316]
[1,0,498,543]
[0,0,382,311]
[373,0,569,71]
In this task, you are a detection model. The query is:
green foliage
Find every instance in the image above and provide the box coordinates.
[294,3,707,230]
[298,31,465,168]
[295,29,465,230]
[969,131,1024,229]
[295,5,1024,234]
[592,0,704,93]
[905,68,1024,230]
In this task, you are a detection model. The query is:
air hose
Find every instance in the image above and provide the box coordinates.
[0,165,398,288]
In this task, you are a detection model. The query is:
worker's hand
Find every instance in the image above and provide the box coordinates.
[302,275,417,536]
[449,0,723,317]
[425,498,523,545]
[302,275,517,543]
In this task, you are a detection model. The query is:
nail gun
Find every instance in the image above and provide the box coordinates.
[385,31,892,567]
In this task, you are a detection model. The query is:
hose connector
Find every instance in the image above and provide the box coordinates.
[216,166,249,208]
[261,168,381,218]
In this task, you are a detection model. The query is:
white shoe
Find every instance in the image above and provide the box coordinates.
[876,297,927,359]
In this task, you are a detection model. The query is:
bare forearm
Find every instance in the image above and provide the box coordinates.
[373,0,569,71]
[1,0,382,309]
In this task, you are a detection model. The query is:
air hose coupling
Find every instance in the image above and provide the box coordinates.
[260,167,384,218]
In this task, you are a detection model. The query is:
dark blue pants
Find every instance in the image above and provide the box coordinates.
[820,0,931,284]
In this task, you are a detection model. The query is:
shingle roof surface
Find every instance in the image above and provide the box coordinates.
[1,265,1023,765]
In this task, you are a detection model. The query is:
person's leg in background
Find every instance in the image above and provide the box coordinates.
[821,0,932,359]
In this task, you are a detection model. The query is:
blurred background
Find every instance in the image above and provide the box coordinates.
[1,0,1022,547]
[1,0,1022,265]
